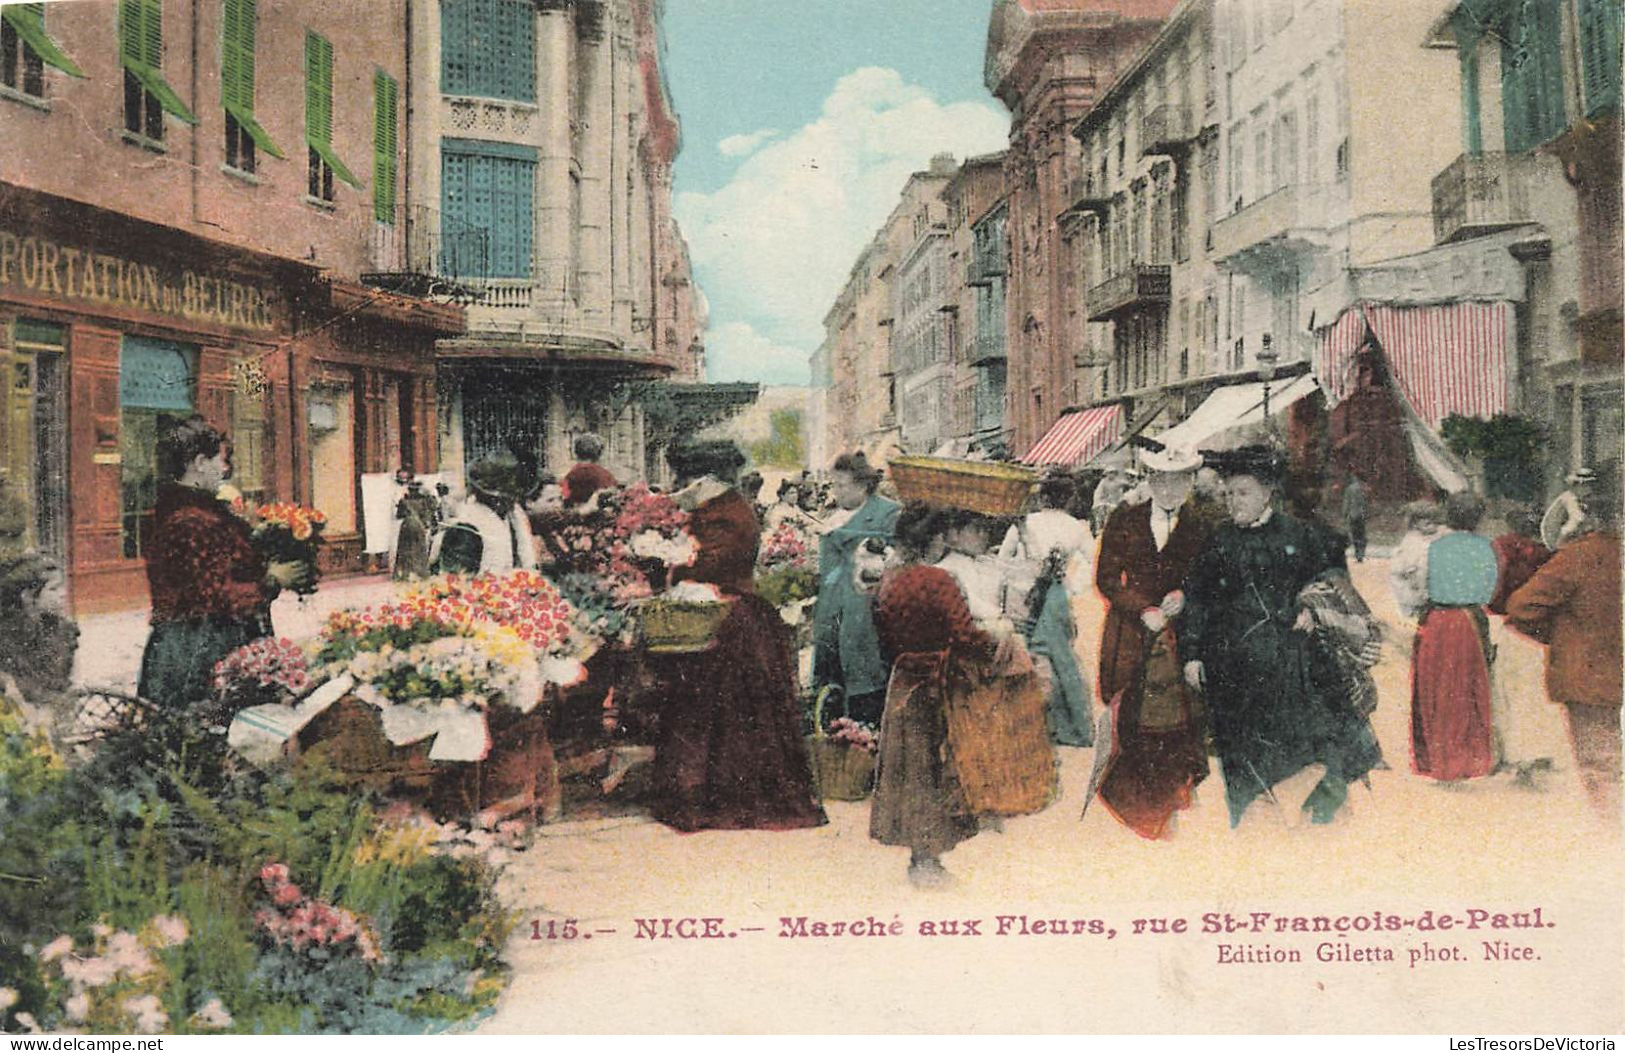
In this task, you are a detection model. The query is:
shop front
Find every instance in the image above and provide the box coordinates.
[0,187,461,612]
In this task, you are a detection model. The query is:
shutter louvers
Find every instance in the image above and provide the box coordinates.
[0,2,85,77]
[374,72,399,223]
[1580,0,1623,117]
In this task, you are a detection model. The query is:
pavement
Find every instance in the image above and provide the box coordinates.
[71,559,1625,1033]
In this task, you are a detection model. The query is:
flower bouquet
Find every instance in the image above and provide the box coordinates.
[231,499,327,595]
[211,636,315,715]
[805,693,878,801]
[398,570,593,687]
[755,521,820,615]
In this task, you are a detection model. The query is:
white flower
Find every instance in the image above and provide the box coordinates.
[64,992,89,1022]
[39,935,73,962]
[60,955,117,988]
[122,994,168,1034]
[105,931,154,978]
[149,914,189,948]
[0,987,18,1011]
[191,998,234,1030]
[90,923,111,938]
[14,1012,40,1033]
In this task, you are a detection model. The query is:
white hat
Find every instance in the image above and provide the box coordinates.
[1140,444,1203,474]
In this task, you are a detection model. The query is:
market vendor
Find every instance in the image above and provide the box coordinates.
[138,415,309,711]
[648,438,827,833]
[561,432,618,509]
[810,452,899,729]
[435,455,540,574]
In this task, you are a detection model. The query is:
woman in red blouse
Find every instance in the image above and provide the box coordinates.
[137,416,307,714]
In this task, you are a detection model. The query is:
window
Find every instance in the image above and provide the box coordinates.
[1276,108,1298,187]
[120,336,198,559]
[1172,169,1189,262]
[1579,0,1622,118]
[119,0,197,142]
[308,377,357,534]
[305,31,361,201]
[1227,126,1244,208]
[1253,121,1270,195]
[222,0,281,174]
[2,4,83,100]
[442,138,536,278]
[441,0,535,102]
[1499,0,1568,152]
[1305,90,1320,181]
[373,71,399,223]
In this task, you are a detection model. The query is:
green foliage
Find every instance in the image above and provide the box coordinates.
[1440,413,1548,500]
[749,409,806,468]
[0,707,513,1035]
[755,564,820,609]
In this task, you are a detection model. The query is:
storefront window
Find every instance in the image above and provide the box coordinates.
[120,335,197,559]
[5,319,66,558]
[231,363,268,503]
[308,377,357,534]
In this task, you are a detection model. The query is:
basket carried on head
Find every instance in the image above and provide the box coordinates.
[888,456,1038,516]
[635,597,733,654]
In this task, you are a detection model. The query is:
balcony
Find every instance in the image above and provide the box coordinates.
[1432,152,1537,245]
[1141,103,1199,157]
[1086,264,1171,321]
[969,332,1007,365]
[1209,185,1335,273]
[966,252,1007,287]
[1061,175,1111,220]
[362,204,492,303]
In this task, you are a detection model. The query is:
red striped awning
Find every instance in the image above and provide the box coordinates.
[1314,301,1511,427]
[1020,404,1124,466]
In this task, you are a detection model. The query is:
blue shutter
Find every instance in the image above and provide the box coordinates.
[440,0,532,100]
[443,141,535,278]
[441,0,465,94]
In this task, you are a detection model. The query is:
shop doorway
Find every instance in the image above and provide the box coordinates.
[5,319,68,560]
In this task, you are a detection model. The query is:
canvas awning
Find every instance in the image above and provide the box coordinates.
[1313,301,1512,427]
[1154,374,1320,452]
[1020,404,1124,467]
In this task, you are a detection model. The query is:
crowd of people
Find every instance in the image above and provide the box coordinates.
[0,412,1618,893]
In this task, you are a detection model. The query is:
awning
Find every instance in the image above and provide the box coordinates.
[1021,404,1123,466]
[1155,374,1320,452]
[1314,301,1512,427]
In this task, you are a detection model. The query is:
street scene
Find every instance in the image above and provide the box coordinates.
[1,0,1622,1037]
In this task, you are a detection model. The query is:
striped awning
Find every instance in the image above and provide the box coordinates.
[1021,404,1124,466]
[1314,301,1512,427]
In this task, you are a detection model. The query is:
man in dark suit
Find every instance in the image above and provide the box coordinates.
[1094,445,1215,705]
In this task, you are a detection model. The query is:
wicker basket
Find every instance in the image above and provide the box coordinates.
[808,738,876,801]
[636,598,733,654]
[888,456,1038,516]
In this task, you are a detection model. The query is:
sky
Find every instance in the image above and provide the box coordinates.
[663,1,1013,387]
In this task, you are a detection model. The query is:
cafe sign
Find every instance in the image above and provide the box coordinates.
[0,226,283,334]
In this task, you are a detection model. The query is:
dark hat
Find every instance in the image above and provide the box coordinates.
[466,454,524,499]
[1204,444,1287,483]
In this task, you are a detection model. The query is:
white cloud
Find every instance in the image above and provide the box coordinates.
[704,322,810,386]
[676,68,1009,381]
[718,128,780,157]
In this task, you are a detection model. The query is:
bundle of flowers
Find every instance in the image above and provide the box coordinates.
[758,520,814,570]
[255,862,382,965]
[400,570,587,661]
[554,571,638,650]
[827,717,879,754]
[616,482,696,568]
[230,498,327,595]
[212,636,314,708]
[343,626,542,715]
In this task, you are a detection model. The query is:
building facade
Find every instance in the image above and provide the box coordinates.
[401,0,703,486]
[1418,0,1623,496]
[893,178,954,454]
[946,152,1011,455]
[0,0,461,612]
[985,0,1179,457]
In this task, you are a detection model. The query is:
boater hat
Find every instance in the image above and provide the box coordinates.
[1140,442,1203,474]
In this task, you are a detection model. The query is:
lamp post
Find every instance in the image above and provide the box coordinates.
[1257,333,1279,426]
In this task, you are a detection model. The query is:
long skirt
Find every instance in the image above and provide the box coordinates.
[1096,629,1208,839]
[648,593,827,832]
[138,617,264,712]
[1026,579,1093,746]
[1411,607,1495,781]
[870,651,978,857]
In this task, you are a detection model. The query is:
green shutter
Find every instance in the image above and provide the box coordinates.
[221,0,282,158]
[304,31,361,188]
[1,4,85,78]
[1580,0,1623,117]
[118,0,198,125]
[440,0,534,101]
[442,141,535,278]
[373,71,399,223]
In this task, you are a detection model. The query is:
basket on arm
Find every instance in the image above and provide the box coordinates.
[887,457,1038,517]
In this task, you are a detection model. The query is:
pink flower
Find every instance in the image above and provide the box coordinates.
[149,914,189,948]
[272,883,302,907]
[259,862,290,886]
[39,935,73,963]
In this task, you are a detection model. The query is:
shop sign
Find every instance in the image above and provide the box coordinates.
[0,227,281,334]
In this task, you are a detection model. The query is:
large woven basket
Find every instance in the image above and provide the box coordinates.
[888,456,1038,516]
[636,598,733,654]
